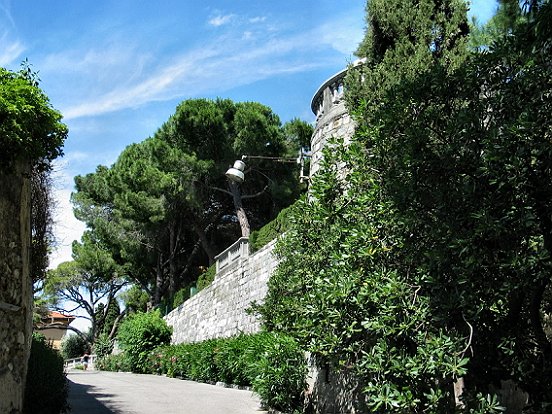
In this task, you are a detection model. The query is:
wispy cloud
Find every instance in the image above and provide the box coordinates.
[0,32,24,66]
[249,16,267,24]
[208,13,235,27]
[45,11,362,121]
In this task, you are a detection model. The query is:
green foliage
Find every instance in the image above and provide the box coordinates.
[0,65,67,172]
[146,332,306,413]
[116,310,172,373]
[94,333,114,359]
[249,202,294,252]
[24,333,68,414]
[95,299,121,337]
[120,285,149,314]
[251,333,307,413]
[259,1,552,412]
[60,333,88,360]
[196,264,216,291]
[95,353,133,372]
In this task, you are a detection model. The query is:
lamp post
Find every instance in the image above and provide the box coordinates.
[224,150,312,238]
[225,160,250,237]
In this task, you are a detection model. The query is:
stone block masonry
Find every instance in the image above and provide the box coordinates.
[165,239,278,344]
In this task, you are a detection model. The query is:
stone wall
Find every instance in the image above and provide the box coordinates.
[165,239,278,344]
[0,159,33,414]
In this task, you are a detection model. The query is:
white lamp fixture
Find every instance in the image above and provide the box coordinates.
[225,160,246,183]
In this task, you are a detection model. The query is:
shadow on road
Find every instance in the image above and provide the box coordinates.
[68,378,124,414]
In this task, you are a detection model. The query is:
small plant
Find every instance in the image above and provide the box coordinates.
[196,265,216,291]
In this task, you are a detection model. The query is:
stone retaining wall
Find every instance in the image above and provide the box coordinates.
[165,239,278,344]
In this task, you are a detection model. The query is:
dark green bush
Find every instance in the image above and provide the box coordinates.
[251,333,307,413]
[147,332,306,412]
[196,264,216,291]
[249,204,293,252]
[116,310,172,373]
[24,333,68,414]
[60,333,88,360]
[95,353,133,372]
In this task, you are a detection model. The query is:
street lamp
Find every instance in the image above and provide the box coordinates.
[225,160,246,183]
[224,150,312,238]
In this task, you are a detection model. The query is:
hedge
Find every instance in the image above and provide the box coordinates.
[101,331,306,413]
[24,333,68,414]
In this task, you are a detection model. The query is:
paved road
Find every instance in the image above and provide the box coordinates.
[67,371,268,414]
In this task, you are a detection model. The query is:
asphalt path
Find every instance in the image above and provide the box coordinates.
[67,371,268,414]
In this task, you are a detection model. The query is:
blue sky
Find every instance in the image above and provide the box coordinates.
[0,0,498,270]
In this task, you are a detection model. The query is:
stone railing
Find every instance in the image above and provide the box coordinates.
[214,236,250,274]
[64,354,97,370]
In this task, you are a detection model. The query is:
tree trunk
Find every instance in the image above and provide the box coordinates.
[168,225,177,299]
[193,222,216,265]
[0,159,32,414]
[228,181,250,238]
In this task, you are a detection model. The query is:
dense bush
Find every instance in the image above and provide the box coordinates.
[148,332,306,412]
[116,310,172,373]
[93,333,113,359]
[251,333,307,413]
[60,333,88,360]
[249,203,293,252]
[24,333,68,414]
[95,353,133,372]
[196,264,216,291]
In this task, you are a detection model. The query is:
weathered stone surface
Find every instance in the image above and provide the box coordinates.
[165,239,278,344]
[0,159,33,414]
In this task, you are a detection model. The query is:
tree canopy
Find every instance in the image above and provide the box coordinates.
[70,98,311,308]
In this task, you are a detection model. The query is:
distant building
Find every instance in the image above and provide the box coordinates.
[36,311,75,350]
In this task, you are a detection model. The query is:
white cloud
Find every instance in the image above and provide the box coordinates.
[317,14,364,56]
[46,11,361,121]
[249,16,267,24]
[0,33,24,66]
[49,187,86,269]
[208,14,235,27]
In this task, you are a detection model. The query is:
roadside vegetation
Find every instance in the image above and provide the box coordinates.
[97,310,306,413]
[259,0,552,412]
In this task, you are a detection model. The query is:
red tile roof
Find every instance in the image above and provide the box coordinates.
[48,311,76,320]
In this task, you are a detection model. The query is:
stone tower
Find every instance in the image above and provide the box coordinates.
[309,60,364,177]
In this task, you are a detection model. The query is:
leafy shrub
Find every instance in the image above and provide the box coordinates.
[95,353,133,372]
[60,333,88,359]
[251,333,307,413]
[116,310,172,373]
[147,332,306,412]
[24,333,68,414]
[249,204,293,252]
[94,333,113,359]
[196,264,216,291]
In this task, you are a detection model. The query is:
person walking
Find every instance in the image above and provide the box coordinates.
[81,352,90,371]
